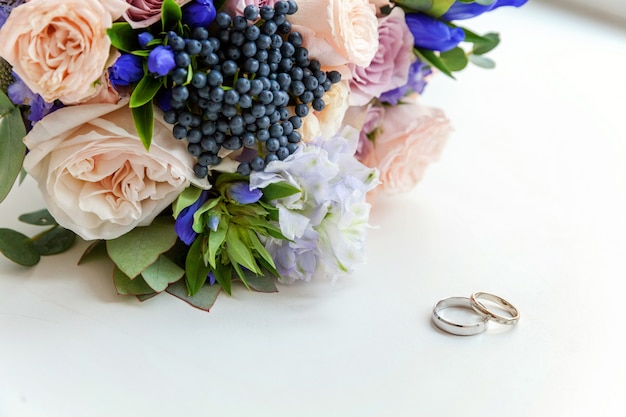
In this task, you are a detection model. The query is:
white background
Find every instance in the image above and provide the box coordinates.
[2,2,626,416]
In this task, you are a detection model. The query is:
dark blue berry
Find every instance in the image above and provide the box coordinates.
[192,72,207,88]
[237,162,251,176]
[265,153,279,164]
[276,146,289,160]
[171,67,188,85]
[194,164,209,178]
[328,70,341,84]
[260,6,275,20]
[164,110,177,124]
[266,137,280,152]
[188,143,202,156]
[215,13,232,29]
[242,132,256,146]
[223,136,243,150]
[244,5,259,20]
[246,25,261,41]
[173,124,187,139]
[250,157,265,171]
[187,128,202,143]
[186,39,202,55]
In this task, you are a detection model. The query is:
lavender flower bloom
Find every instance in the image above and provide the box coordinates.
[443,0,528,21]
[182,0,216,28]
[405,13,465,52]
[175,190,209,245]
[227,182,263,204]
[148,45,176,76]
[0,8,9,29]
[250,127,379,283]
[109,54,144,87]
[7,72,56,124]
[379,59,432,105]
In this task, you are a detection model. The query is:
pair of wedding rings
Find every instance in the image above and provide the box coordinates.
[432,291,520,336]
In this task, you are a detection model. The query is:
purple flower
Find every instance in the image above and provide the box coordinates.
[109,54,144,87]
[0,8,9,29]
[379,59,432,105]
[7,72,57,125]
[227,182,263,204]
[175,190,210,245]
[182,0,216,28]
[443,0,528,21]
[148,45,176,76]
[405,13,465,52]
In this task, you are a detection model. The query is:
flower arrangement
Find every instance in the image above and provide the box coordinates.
[0,0,527,310]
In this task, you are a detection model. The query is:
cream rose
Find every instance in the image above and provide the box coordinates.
[288,0,379,68]
[314,80,350,139]
[360,95,451,194]
[0,0,129,104]
[23,100,210,240]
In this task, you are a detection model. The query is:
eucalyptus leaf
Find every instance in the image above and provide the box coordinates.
[33,227,76,256]
[106,216,178,278]
[472,33,500,56]
[106,23,139,53]
[185,237,211,296]
[0,91,27,204]
[141,255,185,292]
[132,102,154,150]
[113,267,155,296]
[469,54,496,69]
[244,272,278,293]
[137,292,159,302]
[166,279,221,311]
[439,47,469,72]
[77,240,107,265]
[0,228,40,266]
[18,209,57,226]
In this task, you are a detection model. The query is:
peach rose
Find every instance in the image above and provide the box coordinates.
[23,100,210,240]
[360,95,451,194]
[288,0,379,68]
[0,0,129,104]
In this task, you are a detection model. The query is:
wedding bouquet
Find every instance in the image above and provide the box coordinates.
[0,0,527,310]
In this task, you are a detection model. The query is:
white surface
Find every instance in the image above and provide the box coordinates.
[2,3,626,416]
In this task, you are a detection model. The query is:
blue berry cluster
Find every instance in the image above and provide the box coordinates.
[160,1,341,178]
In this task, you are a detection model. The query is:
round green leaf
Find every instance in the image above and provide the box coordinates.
[0,228,40,266]
[33,227,76,256]
[19,209,57,226]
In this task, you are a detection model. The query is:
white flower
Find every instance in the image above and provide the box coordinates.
[250,127,379,282]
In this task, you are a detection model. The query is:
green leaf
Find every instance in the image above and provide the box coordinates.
[141,255,185,292]
[113,267,155,295]
[106,216,178,278]
[428,0,456,17]
[439,47,469,72]
[166,279,221,311]
[469,54,496,69]
[130,50,151,57]
[225,226,260,274]
[472,33,500,56]
[261,182,301,202]
[207,217,228,268]
[129,75,162,109]
[106,23,140,53]
[474,0,496,5]
[173,186,203,218]
[0,91,27,204]
[18,209,57,226]
[414,48,454,79]
[212,258,232,295]
[244,271,278,293]
[131,102,154,150]
[137,292,159,302]
[246,229,276,271]
[77,240,107,265]
[185,237,211,296]
[0,228,40,266]
[33,227,76,256]
[161,0,182,32]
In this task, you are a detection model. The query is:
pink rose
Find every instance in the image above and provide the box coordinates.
[22,100,210,240]
[288,0,379,68]
[123,0,191,29]
[349,7,414,106]
[0,0,128,104]
[222,0,280,17]
[359,95,451,194]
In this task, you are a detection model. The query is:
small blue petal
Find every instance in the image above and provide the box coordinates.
[227,182,263,205]
[174,190,210,245]
[182,0,217,28]
[207,214,219,232]
[148,45,176,76]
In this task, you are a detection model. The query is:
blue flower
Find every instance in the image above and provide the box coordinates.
[182,0,216,28]
[380,59,432,105]
[137,32,154,49]
[227,182,263,204]
[0,8,9,29]
[7,72,57,125]
[109,54,144,87]
[405,13,465,52]
[148,45,176,76]
[442,0,528,21]
[175,190,210,245]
